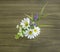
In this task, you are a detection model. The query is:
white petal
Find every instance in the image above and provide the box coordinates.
[16,25,19,28]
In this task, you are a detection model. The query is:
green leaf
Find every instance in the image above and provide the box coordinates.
[15,32,23,39]
[38,13,48,20]
[31,25,34,29]
[15,34,20,39]
[40,2,48,15]
[39,24,54,27]
[42,14,48,18]
[39,2,48,19]
[25,14,33,20]
[22,30,25,34]
[31,12,33,20]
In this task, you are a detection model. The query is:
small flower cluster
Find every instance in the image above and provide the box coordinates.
[15,3,47,39]
[15,16,40,39]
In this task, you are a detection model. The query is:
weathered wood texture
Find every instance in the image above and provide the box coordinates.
[0,0,60,52]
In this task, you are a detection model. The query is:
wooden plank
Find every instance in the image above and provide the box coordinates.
[0,0,60,52]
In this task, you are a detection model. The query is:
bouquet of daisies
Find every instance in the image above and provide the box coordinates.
[15,3,47,39]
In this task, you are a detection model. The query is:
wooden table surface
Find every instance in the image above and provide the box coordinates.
[0,0,60,52]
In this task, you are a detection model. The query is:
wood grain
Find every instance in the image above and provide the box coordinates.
[0,0,60,52]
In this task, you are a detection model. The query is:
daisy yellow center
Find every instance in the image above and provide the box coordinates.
[25,22,28,26]
[29,31,32,35]
[34,29,37,32]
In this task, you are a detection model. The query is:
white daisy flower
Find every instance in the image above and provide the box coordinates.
[20,18,30,29]
[33,26,40,37]
[24,29,35,39]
